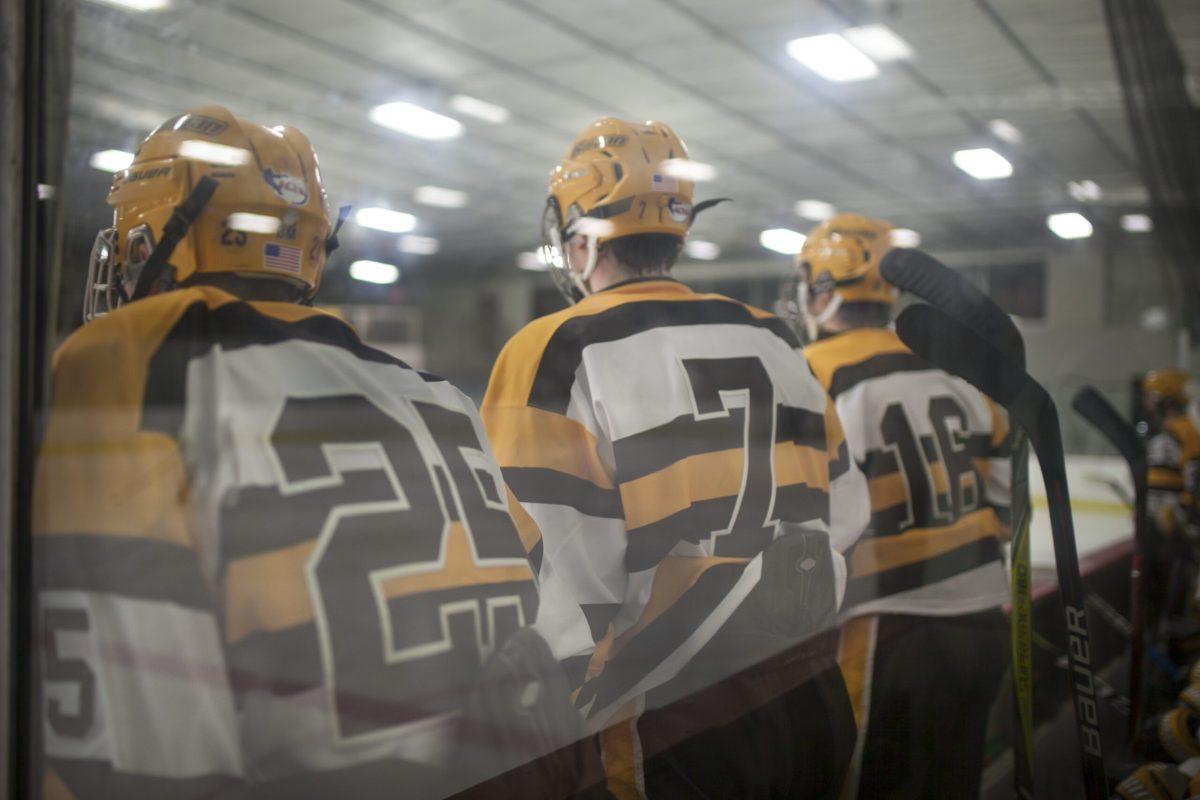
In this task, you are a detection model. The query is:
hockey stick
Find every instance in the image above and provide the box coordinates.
[894,303,1108,800]
[1072,386,1149,741]
[880,248,1037,798]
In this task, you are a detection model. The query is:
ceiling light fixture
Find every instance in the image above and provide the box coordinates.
[88,149,135,173]
[1120,213,1153,233]
[350,260,400,284]
[785,34,879,82]
[1047,212,1093,240]
[952,147,1013,180]
[397,235,440,255]
[760,228,807,255]
[684,240,721,260]
[414,185,469,208]
[890,228,921,248]
[369,101,463,141]
[795,199,837,221]
[179,140,250,166]
[84,0,171,11]
[1067,180,1103,202]
[662,159,717,182]
[449,94,510,124]
[354,207,417,233]
[843,24,913,62]
[988,118,1023,145]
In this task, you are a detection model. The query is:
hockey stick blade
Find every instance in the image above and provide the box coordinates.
[1072,385,1150,741]
[895,304,1109,799]
[880,248,1026,369]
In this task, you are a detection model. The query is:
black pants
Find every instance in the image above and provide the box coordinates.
[840,609,1008,800]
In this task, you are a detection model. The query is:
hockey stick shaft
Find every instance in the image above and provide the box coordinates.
[896,305,1108,800]
[1071,386,1149,741]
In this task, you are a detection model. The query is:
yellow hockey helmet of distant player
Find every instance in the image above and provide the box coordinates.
[85,105,336,321]
[1144,368,1189,402]
[797,213,897,306]
[541,117,726,301]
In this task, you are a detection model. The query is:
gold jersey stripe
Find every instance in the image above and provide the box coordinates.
[482,405,614,488]
[619,442,828,531]
[867,472,908,512]
[225,539,317,644]
[849,508,1003,577]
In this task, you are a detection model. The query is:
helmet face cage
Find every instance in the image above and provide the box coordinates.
[83,225,119,323]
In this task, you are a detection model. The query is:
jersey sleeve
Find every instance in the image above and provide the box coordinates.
[823,393,869,599]
[34,317,243,798]
[481,326,627,684]
[981,397,1014,532]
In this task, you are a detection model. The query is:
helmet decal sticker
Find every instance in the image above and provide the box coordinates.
[667,197,691,223]
[262,168,309,206]
[651,174,678,192]
[263,242,303,274]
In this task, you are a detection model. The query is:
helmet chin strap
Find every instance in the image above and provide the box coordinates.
[568,233,601,298]
[798,283,843,343]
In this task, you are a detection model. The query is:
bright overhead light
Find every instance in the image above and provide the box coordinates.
[760,228,807,255]
[350,260,400,285]
[369,101,463,141]
[449,94,510,124]
[684,240,721,260]
[517,250,552,272]
[795,199,836,221]
[179,139,249,166]
[786,34,879,82]
[1140,306,1169,332]
[226,213,280,235]
[952,147,1013,180]
[1047,212,1093,240]
[844,25,913,62]
[1121,213,1153,233]
[354,207,417,233]
[1067,180,1102,202]
[890,228,921,248]
[398,234,440,255]
[662,159,717,182]
[89,149,135,173]
[413,185,469,208]
[84,0,171,10]
[988,118,1023,145]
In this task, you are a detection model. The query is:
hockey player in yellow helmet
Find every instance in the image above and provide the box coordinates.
[539,117,726,302]
[789,213,897,343]
[37,106,572,798]
[486,118,870,797]
[798,213,1015,798]
[84,104,340,320]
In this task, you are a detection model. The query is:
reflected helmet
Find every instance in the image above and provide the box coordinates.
[798,213,897,305]
[785,213,896,341]
[541,117,724,301]
[1144,368,1189,402]
[85,105,334,321]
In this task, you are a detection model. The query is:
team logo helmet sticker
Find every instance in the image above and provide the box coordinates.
[667,196,691,223]
[262,168,309,206]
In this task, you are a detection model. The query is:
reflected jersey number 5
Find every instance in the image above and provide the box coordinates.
[265,394,535,742]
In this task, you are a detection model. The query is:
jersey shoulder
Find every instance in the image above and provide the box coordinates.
[803,327,910,394]
[1166,416,1200,459]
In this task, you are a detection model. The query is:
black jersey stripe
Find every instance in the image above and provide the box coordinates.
[612,405,826,484]
[577,561,749,716]
[867,503,911,538]
[141,299,418,434]
[227,621,324,698]
[827,352,935,399]
[624,483,830,573]
[528,300,800,415]
[502,467,624,519]
[830,438,852,481]
[841,536,1003,609]
[39,534,212,611]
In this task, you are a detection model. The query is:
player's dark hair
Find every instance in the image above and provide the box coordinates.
[835,301,892,329]
[185,272,308,303]
[602,233,683,276]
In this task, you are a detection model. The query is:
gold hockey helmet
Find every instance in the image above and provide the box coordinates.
[797,213,897,306]
[1144,368,1189,402]
[541,117,725,301]
[85,105,335,321]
